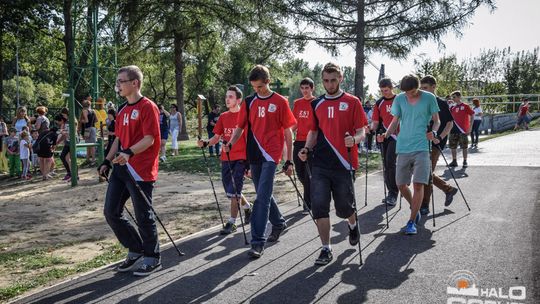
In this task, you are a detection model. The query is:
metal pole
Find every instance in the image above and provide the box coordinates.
[92,4,99,102]
[68,89,78,186]
[16,44,20,108]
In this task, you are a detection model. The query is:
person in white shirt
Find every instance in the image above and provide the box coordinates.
[471,98,483,148]
[19,131,31,180]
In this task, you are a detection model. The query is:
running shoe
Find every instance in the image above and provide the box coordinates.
[315,248,333,265]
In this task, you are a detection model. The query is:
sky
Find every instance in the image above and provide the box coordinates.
[296,0,540,97]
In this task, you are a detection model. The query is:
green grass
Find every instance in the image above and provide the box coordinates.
[159,140,226,176]
[0,249,68,272]
[0,243,124,302]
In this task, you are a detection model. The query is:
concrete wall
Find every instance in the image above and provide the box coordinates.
[479,112,539,133]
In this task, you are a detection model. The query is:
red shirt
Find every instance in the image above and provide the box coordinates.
[213,111,246,161]
[237,92,296,164]
[292,97,315,141]
[116,97,161,181]
[450,102,475,134]
[309,92,368,170]
[519,104,529,116]
[372,96,398,139]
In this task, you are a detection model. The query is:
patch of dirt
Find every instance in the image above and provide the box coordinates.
[0,166,298,290]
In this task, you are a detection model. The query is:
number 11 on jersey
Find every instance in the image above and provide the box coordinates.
[328,106,334,118]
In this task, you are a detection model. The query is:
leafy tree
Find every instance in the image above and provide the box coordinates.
[286,0,496,99]
[2,76,36,107]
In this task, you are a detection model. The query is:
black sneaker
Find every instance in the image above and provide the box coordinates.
[247,244,264,258]
[220,222,237,235]
[348,224,360,246]
[449,160,458,167]
[267,224,287,242]
[116,255,142,272]
[133,263,162,277]
[243,208,252,224]
[302,203,310,215]
[420,206,430,215]
[444,187,458,206]
[462,160,468,168]
[315,248,333,266]
[385,195,397,207]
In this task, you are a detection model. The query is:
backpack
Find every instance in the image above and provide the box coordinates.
[32,132,52,154]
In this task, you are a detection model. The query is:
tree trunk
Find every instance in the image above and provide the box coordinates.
[174,31,189,140]
[0,25,4,117]
[354,0,366,100]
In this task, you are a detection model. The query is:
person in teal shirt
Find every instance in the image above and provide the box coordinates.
[384,74,440,235]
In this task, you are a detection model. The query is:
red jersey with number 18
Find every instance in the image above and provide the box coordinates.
[116,97,161,181]
[292,97,315,141]
[309,92,368,170]
[237,92,296,164]
[213,111,246,161]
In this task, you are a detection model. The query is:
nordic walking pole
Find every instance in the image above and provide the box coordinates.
[223,141,249,245]
[345,133,363,266]
[285,164,317,226]
[364,139,369,207]
[123,166,185,257]
[377,137,389,228]
[198,137,225,228]
[293,169,301,207]
[434,144,471,211]
[196,98,225,228]
[429,142,435,227]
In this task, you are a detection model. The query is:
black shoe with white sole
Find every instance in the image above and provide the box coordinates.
[315,248,333,265]
[133,263,162,276]
[116,255,142,272]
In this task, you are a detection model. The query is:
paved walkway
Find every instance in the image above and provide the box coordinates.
[12,130,540,304]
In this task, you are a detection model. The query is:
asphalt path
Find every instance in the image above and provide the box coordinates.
[12,130,540,304]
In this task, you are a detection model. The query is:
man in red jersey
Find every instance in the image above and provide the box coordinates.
[292,77,315,214]
[298,62,368,266]
[372,78,399,206]
[448,91,474,168]
[98,65,162,276]
[227,65,296,258]
[514,98,531,130]
[198,85,252,235]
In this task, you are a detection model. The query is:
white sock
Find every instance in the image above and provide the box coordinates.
[322,244,332,251]
[348,222,357,230]
[228,217,236,224]
[242,202,251,209]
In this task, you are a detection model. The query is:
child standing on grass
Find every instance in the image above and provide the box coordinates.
[6,127,21,177]
[19,131,31,180]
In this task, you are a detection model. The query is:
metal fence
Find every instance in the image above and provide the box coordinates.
[463,94,540,114]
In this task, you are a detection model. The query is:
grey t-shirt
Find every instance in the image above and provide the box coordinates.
[36,115,50,134]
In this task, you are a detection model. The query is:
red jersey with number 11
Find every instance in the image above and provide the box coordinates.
[116,97,161,181]
[237,92,296,164]
[309,92,368,170]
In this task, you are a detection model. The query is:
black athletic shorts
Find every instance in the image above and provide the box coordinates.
[310,166,355,219]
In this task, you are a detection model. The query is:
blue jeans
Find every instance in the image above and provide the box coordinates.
[207,129,221,155]
[250,161,286,246]
[103,165,160,264]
